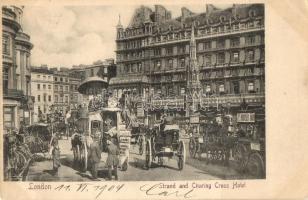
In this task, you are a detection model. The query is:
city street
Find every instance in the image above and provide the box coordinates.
[27,138,244,181]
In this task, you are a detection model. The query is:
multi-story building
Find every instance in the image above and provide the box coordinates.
[52,68,71,114]
[2,6,33,129]
[30,66,54,122]
[69,73,83,110]
[70,59,117,102]
[112,4,265,120]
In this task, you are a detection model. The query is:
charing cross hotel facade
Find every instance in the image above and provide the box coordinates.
[110,4,265,122]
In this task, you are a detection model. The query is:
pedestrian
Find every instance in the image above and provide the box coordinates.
[65,110,71,139]
[51,134,61,175]
[106,138,119,181]
[88,139,101,180]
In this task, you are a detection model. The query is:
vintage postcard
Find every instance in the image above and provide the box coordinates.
[1,0,307,199]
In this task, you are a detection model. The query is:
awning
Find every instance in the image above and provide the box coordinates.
[164,124,180,132]
[88,112,102,121]
[109,75,149,85]
[78,76,108,95]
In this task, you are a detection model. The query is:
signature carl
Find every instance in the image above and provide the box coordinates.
[140,183,194,198]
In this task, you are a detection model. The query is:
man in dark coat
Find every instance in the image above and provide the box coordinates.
[88,140,101,179]
[106,138,119,180]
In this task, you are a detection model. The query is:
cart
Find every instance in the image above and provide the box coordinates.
[189,114,235,165]
[233,111,265,178]
[71,106,131,172]
[145,124,186,170]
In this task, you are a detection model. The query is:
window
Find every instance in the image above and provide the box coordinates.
[54,85,58,91]
[48,85,51,90]
[217,52,225,64]
[154,48,161,56]
[65,78,68,82]
[43,94,46,102]
[204,42,211,50]
[246,35,255,45]
[2,35,10,55]
[3,67,9,93]
[43,84,46,89]
[60,77,63,82]
[166,47,173,55]
[155,60,161,70]
[60,86,63,91]
[230,37,240,47]
[48,95,51,102]
[43,75,46,79]
[233,81,240,94]
[65,86,69,92]
[217,39,225,48]
[246,50,255,62]
[233,23,239,30]
[65,96,68,103]
[37,84,40,90]
[231,52,239,63]
[38,95,41,102]
[167,59,173,69]
[205,85,211,93]
[3,107,14,129]
[54,77,57,81]
[219,84,225,93]
[104,67,107,73]
[48,76,51,79]
[180,58,185,68]
[248,82,255,92]
[55,95,58,103]
[91,69,94,76]
[138,63,142,72]
[204,55,211,66]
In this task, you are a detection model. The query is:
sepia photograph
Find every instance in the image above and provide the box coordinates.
[2,3,266,183]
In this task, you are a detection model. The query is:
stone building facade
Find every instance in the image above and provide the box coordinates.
[113,4,265,119]
[2,6,33,129]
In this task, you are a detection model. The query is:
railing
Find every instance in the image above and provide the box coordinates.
[3,89,24,99]
[149,93,265,109]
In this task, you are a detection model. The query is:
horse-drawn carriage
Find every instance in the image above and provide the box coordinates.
[188,109,265,178]
[233,111,265,178]
[189,114,235,165]
[144,122,186,170]
[71,106,131,172]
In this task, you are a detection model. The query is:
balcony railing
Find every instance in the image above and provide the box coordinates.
[149,93,265,109]
[3,89,24,99]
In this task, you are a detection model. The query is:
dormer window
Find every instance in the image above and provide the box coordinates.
[220,16,226,23]
[249,9,257,17]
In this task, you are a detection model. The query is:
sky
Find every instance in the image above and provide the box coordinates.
[23,4,230,68]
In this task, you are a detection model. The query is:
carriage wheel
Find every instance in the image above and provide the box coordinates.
[247,152,265,178]
[189,138,197,158]
[80,143,88,172]
[178,140,186,170]
[233,144,249,172]
[145,140,152,169]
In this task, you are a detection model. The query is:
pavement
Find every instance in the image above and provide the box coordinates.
[26,138,245,181]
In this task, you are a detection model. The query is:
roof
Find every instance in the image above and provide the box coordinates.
[109,75,149,85]
[154,4,264,33]
[88,112,103,121]
[77,76,108,94]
